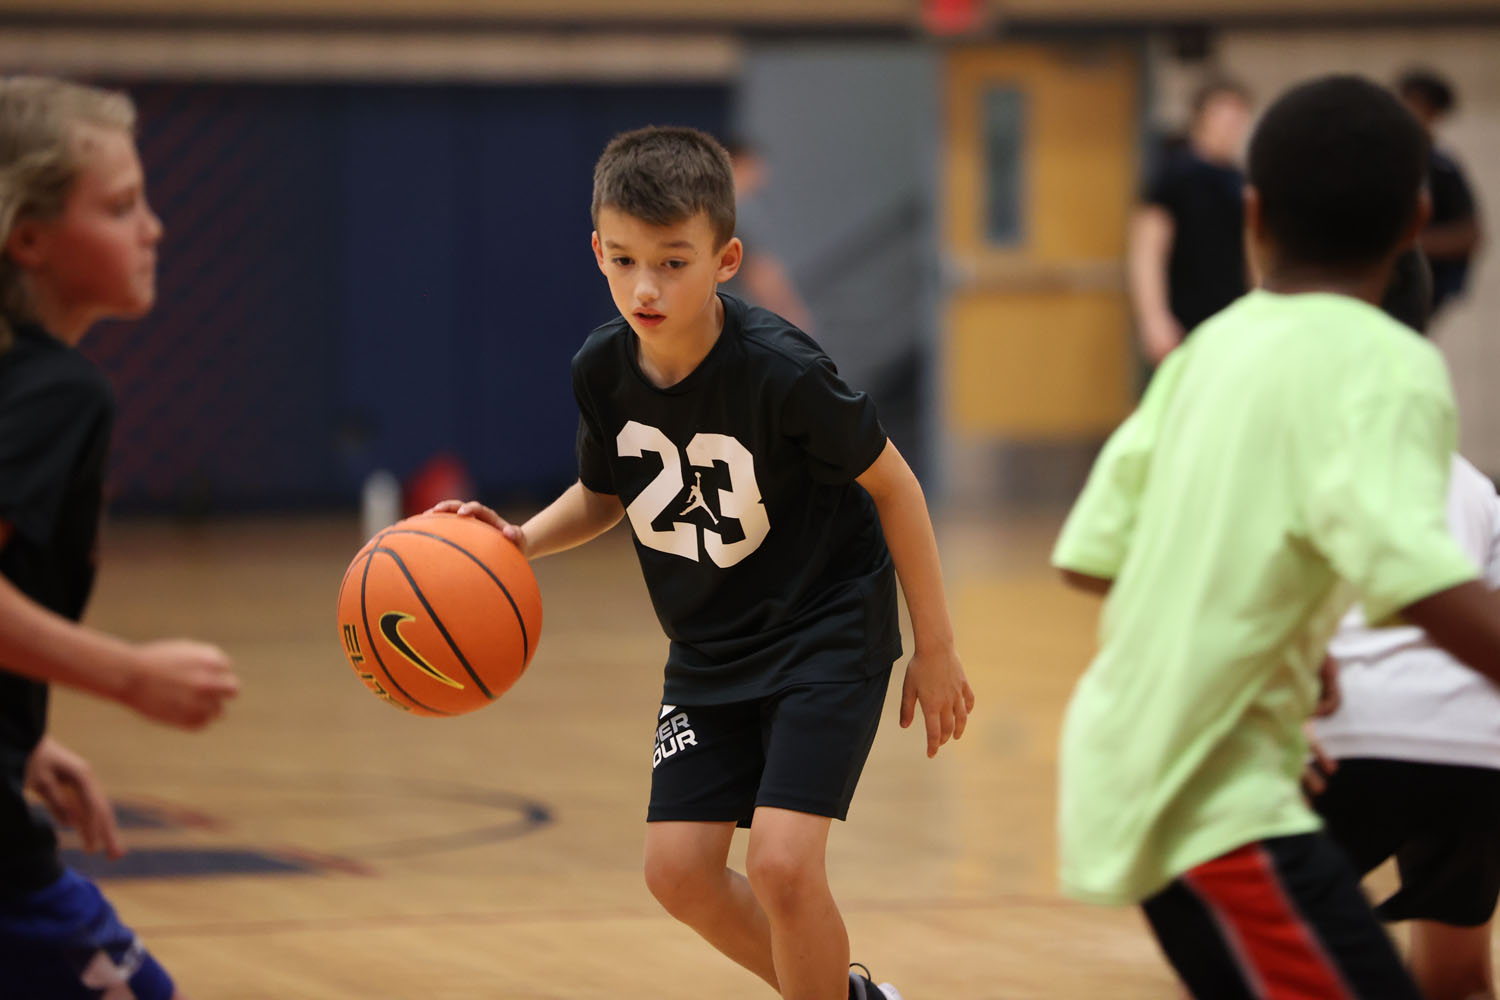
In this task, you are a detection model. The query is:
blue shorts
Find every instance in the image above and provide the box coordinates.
[0,869,174,1000]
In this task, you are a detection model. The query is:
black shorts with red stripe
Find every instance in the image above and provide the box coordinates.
[1141,833,1420,999]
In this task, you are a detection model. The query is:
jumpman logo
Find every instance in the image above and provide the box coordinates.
[677,471,718,525]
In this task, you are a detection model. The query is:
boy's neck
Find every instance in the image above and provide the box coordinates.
[635,293,726,389]
[24,288,92,346]
[1260,260,1395,308]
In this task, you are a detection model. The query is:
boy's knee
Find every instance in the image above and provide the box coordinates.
[643,850,715,915]
[745,843,823,915]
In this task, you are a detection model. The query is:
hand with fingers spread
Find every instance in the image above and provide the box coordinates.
[901,644,976,758]
[1300,660,1341,799]
[1301,727,1338,799]
[426,499,530,556]
[24,737,124,860]
[854,441,975,760]
[1313,654,1341,718]
[122,640,239,730]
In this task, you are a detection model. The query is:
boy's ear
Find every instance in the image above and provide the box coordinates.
[591,231,606,273]
[716,236,743,284]
[4,219,47,271]
[1398,190,1434,249]
[1242,185,1263,244]
[1242,185,1270,284]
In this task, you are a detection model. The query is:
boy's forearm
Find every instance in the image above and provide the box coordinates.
[1402,580,1500,684]
[0,571,139,701]
[521,480,624,559]
[1418,216,1480,260]
[1059,568,1113,596]
[1128,207,1175,327]
[861,449,955,652]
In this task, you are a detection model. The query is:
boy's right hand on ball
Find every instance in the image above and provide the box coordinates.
[426,499,529,555]
[123,640,239,729]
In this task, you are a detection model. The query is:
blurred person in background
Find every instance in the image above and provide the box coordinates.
[1305,247,1500,1000]
[725,139,816,333]
[1129,77,1253,365]
[1399,68,1483,319]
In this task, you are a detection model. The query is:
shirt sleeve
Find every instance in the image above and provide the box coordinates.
[1482,478,1500,591]
[1430,156,1477,224]
[780,358,887,484]
[1052,415,1148,579]
[1052,348,1184,579]
[1141,156,1180,213]
[0,368,108,546]
[1303,376,1479,625]
[571,373,615,495]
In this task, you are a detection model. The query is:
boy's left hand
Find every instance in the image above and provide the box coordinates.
[24,737,124,859]
[901,646,975,758]
[1314,654,1341,717]
[1301,727,1338,799]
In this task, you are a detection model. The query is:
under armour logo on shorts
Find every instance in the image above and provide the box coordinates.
[653,706,699,768]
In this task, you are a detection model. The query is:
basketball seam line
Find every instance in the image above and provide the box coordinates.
[359,548,451,715]
[371,544,497,700]
[375,527,533,662]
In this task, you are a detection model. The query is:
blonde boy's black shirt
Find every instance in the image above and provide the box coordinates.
[572,293,900,705]
[0,322,113,897]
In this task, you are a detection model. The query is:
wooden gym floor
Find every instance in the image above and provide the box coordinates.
[41,511,1423,998]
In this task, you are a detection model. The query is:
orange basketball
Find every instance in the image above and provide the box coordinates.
[335,512,542,716]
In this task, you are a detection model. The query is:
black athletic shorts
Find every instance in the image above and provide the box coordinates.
[647,671,891,827]
[1313,757,1500,927]
[1142,833,1420,999]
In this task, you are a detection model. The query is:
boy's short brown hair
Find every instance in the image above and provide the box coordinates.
[591,126,736,248]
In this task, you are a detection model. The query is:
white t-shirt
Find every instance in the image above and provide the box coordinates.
[1313,454,1500,769]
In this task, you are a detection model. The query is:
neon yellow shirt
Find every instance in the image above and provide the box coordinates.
[1053,290,1478,904]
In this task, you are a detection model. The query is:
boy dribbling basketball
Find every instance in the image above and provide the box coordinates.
[437,126,972,1000]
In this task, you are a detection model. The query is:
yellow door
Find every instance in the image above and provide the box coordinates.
[942,42,1139,444]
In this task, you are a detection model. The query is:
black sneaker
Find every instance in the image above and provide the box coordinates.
[848,962,903,1000]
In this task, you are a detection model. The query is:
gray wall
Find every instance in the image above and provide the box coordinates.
[734,43,942,482]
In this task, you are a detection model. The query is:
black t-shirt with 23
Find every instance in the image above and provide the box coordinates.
[573,293,901,705]
[1144,145,1248,334]
[0,322,113,897]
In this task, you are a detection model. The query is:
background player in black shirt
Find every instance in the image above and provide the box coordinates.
[434,126,972,1000]
[1129,77,1253,364]
[1398,68,1484,317]
[0,77,239,1000]
[724,139,815,333]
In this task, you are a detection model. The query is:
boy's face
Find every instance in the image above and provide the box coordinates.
[592,207,741,344]
[1196,93,1252,163]
[8,125,163,333]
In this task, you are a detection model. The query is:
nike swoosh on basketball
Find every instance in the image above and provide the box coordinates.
[379,612,464,689]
